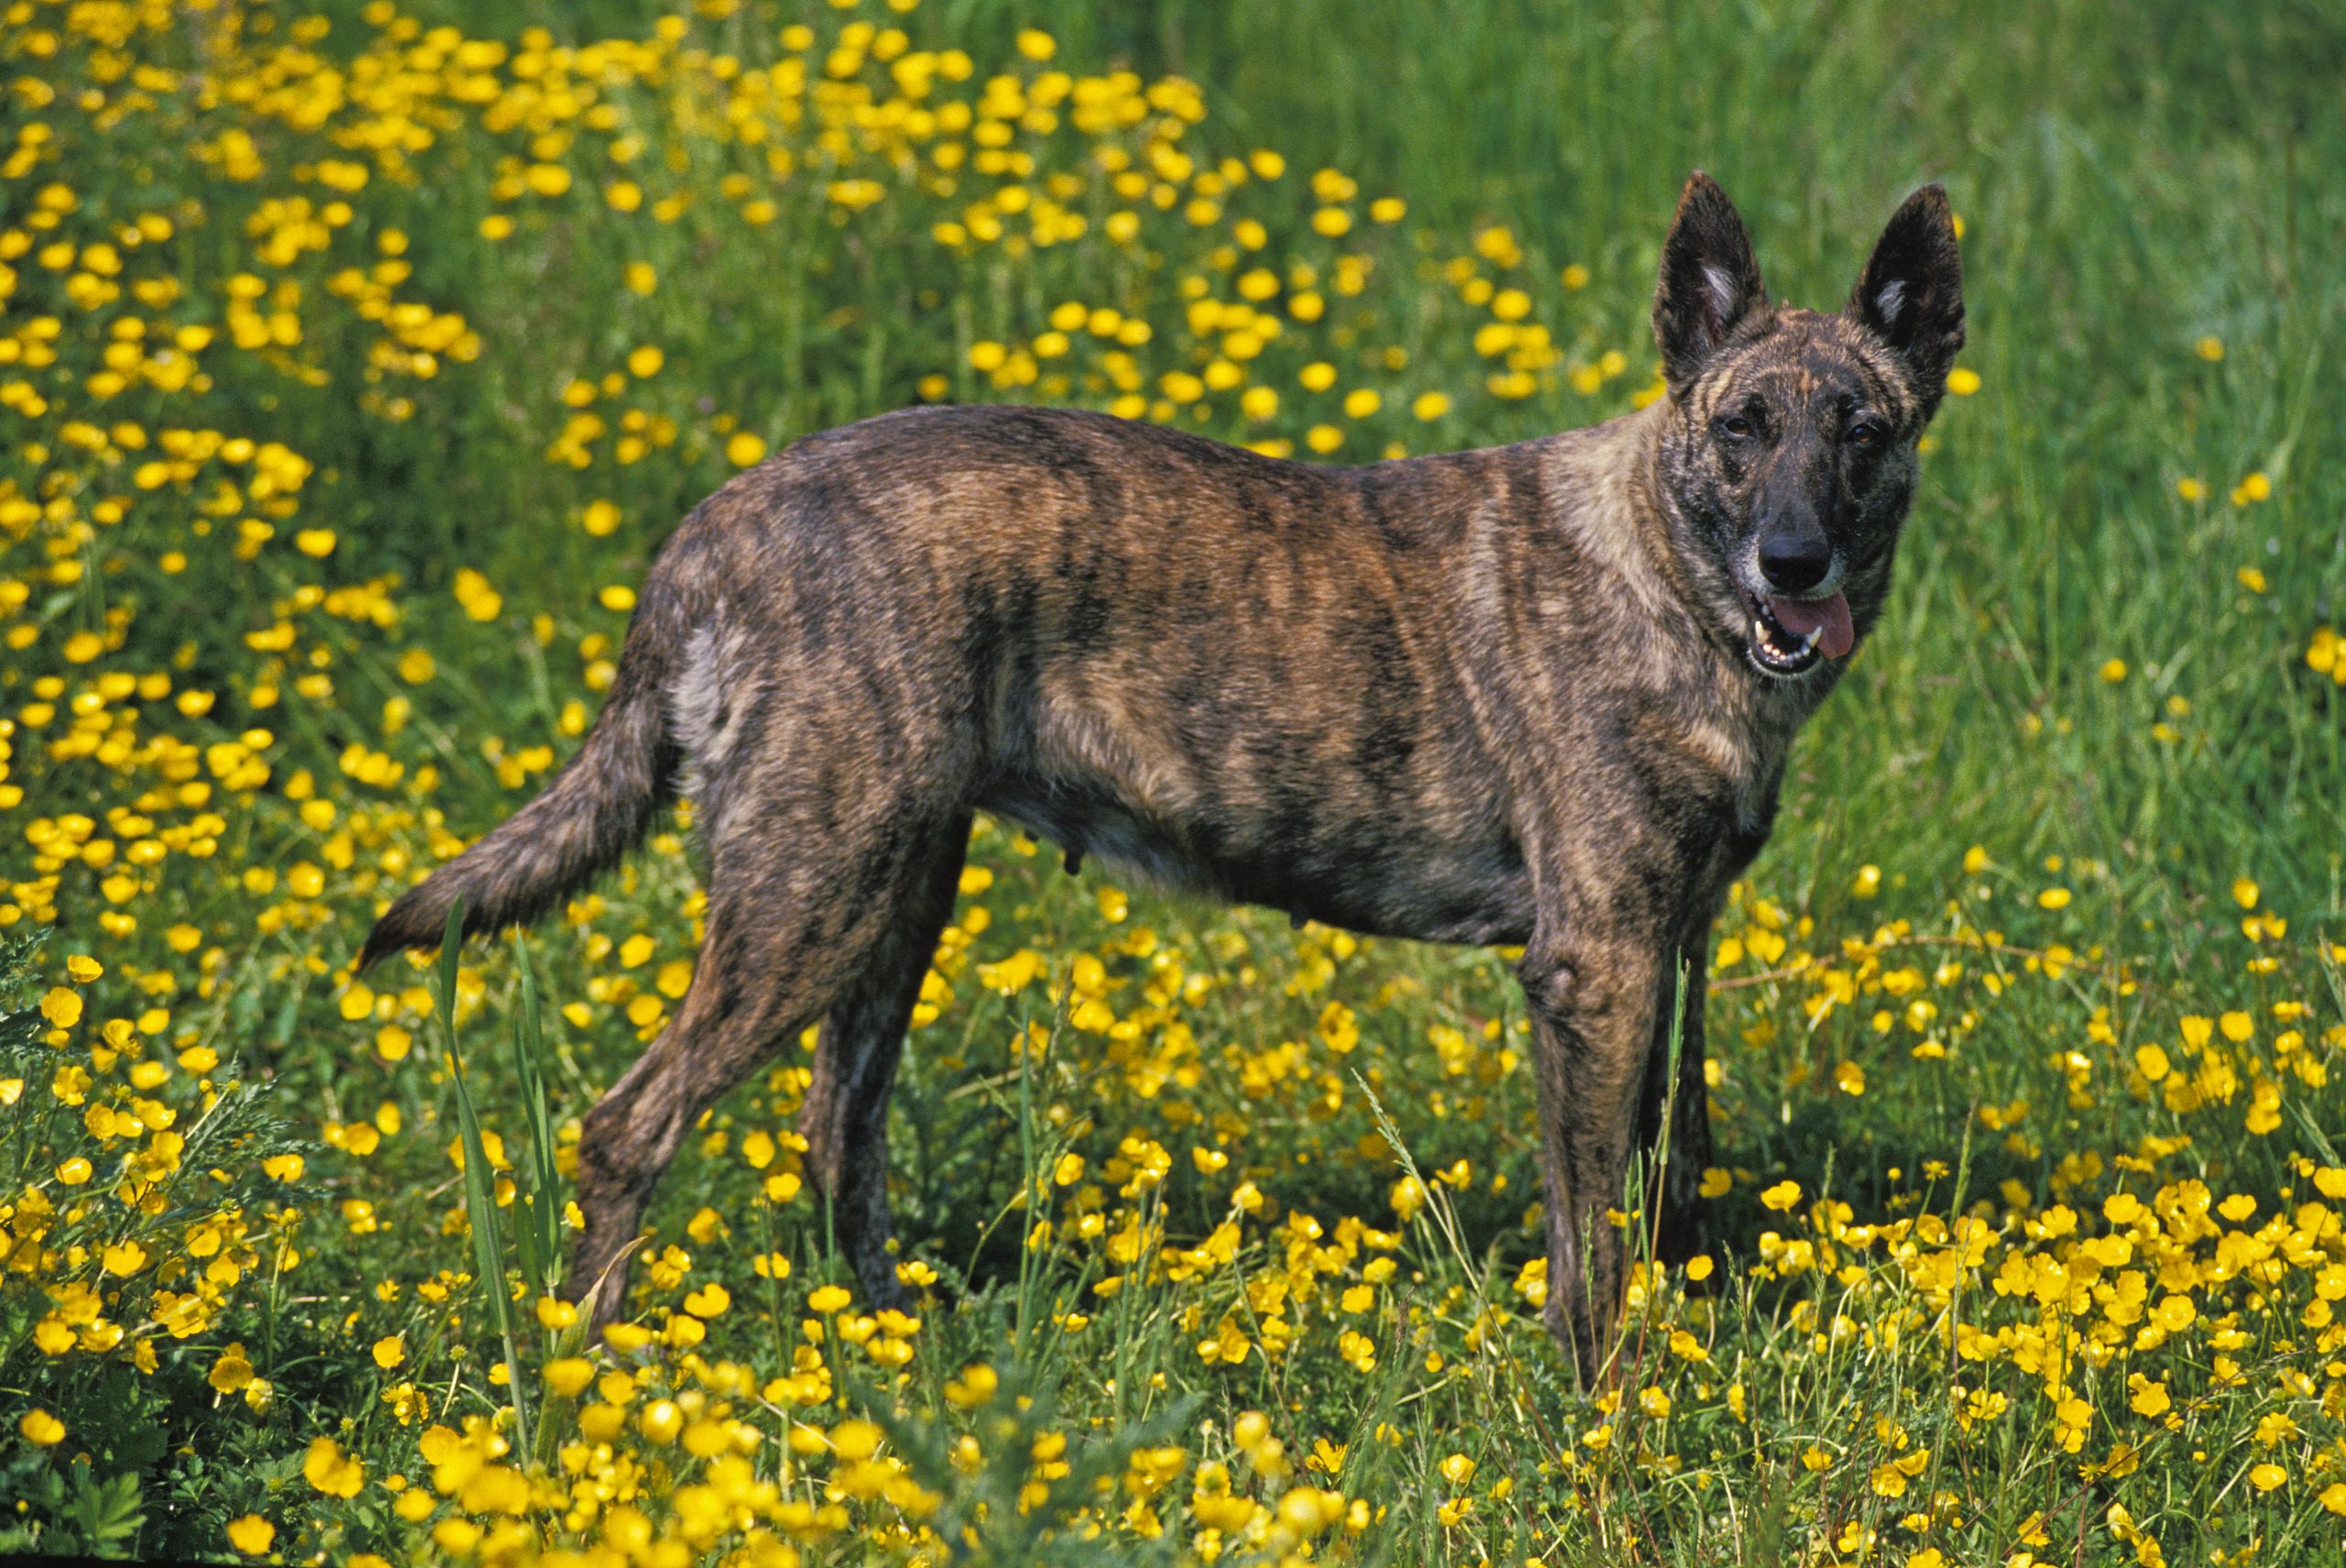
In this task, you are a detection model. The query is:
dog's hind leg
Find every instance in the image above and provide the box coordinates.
[560,806,965,1328]
[797,812,971,1311]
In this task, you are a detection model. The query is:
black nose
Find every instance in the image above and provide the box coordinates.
[1757,529,1833,594]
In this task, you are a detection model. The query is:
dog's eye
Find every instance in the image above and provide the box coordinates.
[1720,414,1754,440]
[1848,421,1884,448]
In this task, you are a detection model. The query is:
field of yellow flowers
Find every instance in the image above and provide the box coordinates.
[4,0,2345,1563]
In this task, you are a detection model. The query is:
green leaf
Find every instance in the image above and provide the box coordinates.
[62,1469,145,1558]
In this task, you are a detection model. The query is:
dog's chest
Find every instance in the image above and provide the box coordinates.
[1623,685,1794,868]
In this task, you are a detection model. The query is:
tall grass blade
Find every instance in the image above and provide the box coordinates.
[437,897,531,1455]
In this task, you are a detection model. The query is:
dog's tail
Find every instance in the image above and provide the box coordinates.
[356,564,696,972]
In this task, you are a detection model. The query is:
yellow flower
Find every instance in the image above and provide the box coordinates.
[453,567,502,622]
[210,1344,256,1394]
[226,1516,275,1555]
[1760,1179,1801,1212]
[19,1409,64,1446]
[637,1398,683,1443]
[302,1435,365,1497]
[371,1334,404,1369]
[1015,27,1056,60]
[726,432,768,467]
[2249,1462,2286,1492]
[2099,658,2126,683]
[2194,334,2224,360]
[544,1357,595,1397]
[2037,887,2070,910]
[808,1284,852,1313]
[1945,367,1980,396]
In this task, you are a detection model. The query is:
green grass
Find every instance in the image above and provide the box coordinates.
[3,0,2345,1563]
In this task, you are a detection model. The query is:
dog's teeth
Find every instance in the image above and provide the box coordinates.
[1752,618,1768,644]
[1801,625,1823,652]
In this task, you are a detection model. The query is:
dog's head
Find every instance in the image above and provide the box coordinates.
[1649,171,1964,681]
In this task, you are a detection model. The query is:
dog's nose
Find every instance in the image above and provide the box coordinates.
[1757,529,1833,594]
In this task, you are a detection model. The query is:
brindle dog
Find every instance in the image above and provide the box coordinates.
[360,171,1963,1381]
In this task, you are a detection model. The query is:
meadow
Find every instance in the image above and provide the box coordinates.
[3,0,2345,1563]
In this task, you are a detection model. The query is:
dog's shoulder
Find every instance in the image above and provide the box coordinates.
[1524,401,1676,617]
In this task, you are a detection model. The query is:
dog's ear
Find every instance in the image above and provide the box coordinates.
[1652,170,1770,389]
[1847,182,1966,415]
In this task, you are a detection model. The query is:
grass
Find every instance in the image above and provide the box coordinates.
[2,0,2344,1563]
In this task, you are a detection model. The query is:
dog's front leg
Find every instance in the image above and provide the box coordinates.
[1647,932,1716,1271]
[1518,921,1664,1387]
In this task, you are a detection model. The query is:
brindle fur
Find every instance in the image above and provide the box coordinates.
[359,173,1963,1382]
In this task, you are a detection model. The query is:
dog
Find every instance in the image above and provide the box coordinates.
[359,171,1963,1381]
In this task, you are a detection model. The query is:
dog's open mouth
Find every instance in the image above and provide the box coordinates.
[1742,587,1854,677]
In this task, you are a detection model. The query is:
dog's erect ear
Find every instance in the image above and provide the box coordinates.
[1652,171,1770,389]
[1847,183,1966,416]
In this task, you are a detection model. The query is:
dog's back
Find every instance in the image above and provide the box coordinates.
[664,403,1706,942]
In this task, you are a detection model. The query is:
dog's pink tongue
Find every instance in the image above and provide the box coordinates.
[1767,591,1855,659]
